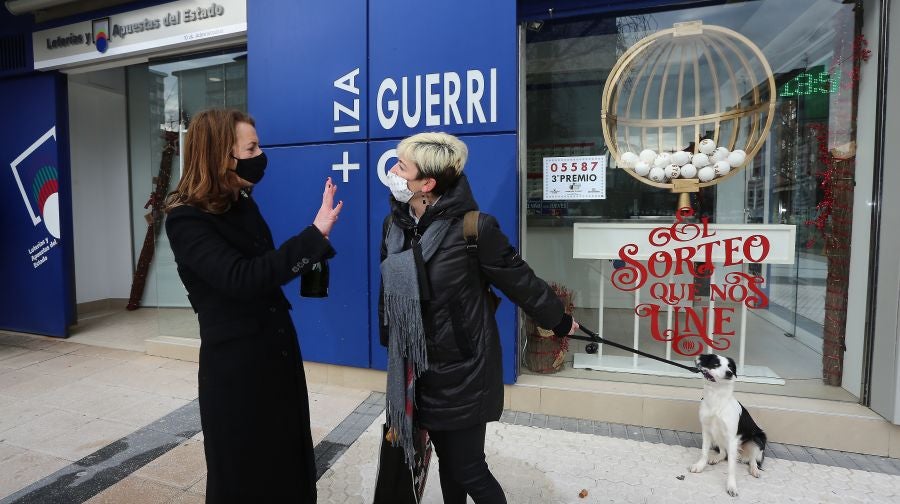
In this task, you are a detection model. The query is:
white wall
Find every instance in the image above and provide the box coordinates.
[68,68,133,304]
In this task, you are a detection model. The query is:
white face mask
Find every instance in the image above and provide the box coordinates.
[386,170,416,203]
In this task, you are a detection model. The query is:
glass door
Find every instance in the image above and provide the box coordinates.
[126,48,247,339]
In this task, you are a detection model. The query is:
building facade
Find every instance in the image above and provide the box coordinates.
[2,0,900,450]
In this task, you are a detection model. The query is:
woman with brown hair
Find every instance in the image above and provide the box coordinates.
[165,109,342,501]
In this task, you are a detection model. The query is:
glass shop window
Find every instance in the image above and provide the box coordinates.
[521,0,869,402]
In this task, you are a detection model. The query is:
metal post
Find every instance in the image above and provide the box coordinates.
[707,267,716,353]
[598,260,605,359]
[666,272,674,361]
[738,264,748,375]
[633,272,641,368]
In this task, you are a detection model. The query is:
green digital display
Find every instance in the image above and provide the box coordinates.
[779,69,841,97]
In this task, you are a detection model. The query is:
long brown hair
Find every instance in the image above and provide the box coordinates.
[164,109,253,214]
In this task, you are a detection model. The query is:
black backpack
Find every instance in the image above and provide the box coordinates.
[462,210,502,314]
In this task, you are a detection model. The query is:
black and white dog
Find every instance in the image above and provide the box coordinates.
[689,354,767,497]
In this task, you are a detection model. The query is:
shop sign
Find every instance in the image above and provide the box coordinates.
[779,67,840,97]
[1,73,73,337]
[32,0,246,70]
[542,155,606,200]
[10,127,61,269]
[367,1,516,139]
[374,69,499,131]
[573,208,795,356]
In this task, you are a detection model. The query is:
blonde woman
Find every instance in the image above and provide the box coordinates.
[165,109,342,501]
[379,132,578,503]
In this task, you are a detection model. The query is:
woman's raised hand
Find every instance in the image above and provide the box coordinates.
[313,177,343,238]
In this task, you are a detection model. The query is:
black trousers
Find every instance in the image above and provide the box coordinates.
[428,423,507,504]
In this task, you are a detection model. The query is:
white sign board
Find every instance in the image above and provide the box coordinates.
[32,0,247,70]
[543,155,606,200]
[573,222,796,264]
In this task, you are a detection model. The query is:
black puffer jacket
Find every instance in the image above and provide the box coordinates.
[379,174,571,431]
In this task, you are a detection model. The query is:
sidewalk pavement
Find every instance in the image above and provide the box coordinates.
[2,331,900,503]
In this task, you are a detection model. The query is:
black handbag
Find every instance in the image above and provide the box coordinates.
[373,424,433,504]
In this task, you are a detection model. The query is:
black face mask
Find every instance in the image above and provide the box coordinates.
[233,151,267,184]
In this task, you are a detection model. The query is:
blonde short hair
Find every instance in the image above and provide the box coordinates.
[397,132,468,194]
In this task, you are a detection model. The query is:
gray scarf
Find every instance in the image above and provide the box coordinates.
[381,217,451,467]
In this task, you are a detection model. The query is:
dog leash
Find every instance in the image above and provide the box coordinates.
[568,325,700,374]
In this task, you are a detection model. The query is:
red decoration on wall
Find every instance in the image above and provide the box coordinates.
[804,5,869,386]
[805,34,870,249]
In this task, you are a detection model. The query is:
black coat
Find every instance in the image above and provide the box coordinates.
[165,191,334,503]
[379,175,571,432]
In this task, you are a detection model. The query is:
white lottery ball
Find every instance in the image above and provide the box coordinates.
[671,150,692,166]
[699,139,716,154]
[664,164,681,179]
[680,163,697,178]
[711,147,730,163]
[692,152,710,168]
[654,152,671,168]
[620,151,639,168]
[714,160,732,176]
[639,149,657,164]
[648,166,666,182]
[698,166,716,182]
[633,161,651,176]
[728,149,746,167]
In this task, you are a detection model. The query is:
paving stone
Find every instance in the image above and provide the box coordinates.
[314,418,900,504]
[625,424,644,442]
[869,456,900,476]
[545,415,562,430]
[530,414,547,428]
[784,444,816,464]
[806,447,838,467]
[5,342,900,504]
[332,428,356,447]
[364,393,384,405]
[674,430,698,448]
[846,452,876,472]
[767,442,794,460]
[592,421,610,437]
[561,417,578,433]
[641,427,662,444]
[659,429,679,445]
[577,419,592,434]
[513,412,532,426]
[144,401,201,438]
[610,423,628,439]
[887,456,900,473]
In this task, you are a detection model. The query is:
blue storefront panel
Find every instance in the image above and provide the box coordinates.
[248,0,367,145]
[247,0,522,378]
[254,142,370,367]
[368,134,519,383]
[0,73,74,337]
[368,0,517,139]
